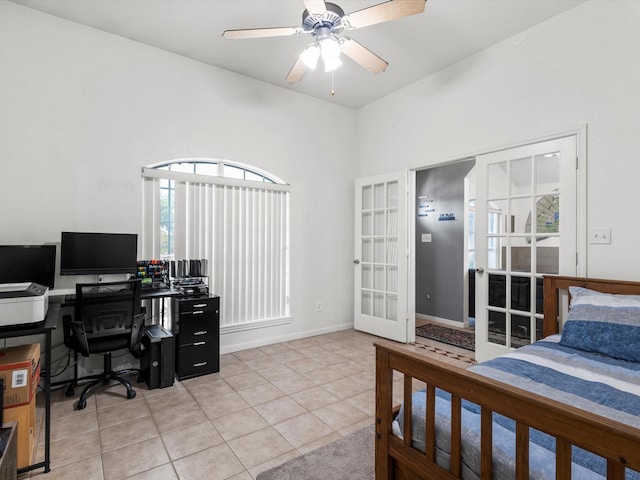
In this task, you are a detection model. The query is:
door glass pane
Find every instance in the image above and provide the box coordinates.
[386,294,397,320]
[361,290,372,316]
[512,197,532,234]
[387,266,397,293]
[362,212,372,236]
[387,208,398,235]
[362,185,372,210]
[537,245,559,274]
[535,278,544,315]
[488,237,506,270]
[374,239,385,263]
[387,181,398,208]
[487,162,508,199]
[535,317,543,341]
[374,211,385,236]
[488,200,507,233]
[362,239,372,262]
[373,265,385,291]
[511,244,531,273]
[488,311,506,346]
[488,274,506,308]
[534,195,560,234]
[535,153,560,193]
[510,276,531,311]
[511,314,531,347]
[374,183,385,209]
[373,292,384,318]
[386,238,398,264]
[362,265,372,289]
[510,157,532,195]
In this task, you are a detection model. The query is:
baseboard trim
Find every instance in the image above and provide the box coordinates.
[416,313,469,329]
[220,322,354,355]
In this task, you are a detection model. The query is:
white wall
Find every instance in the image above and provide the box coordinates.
[356,0,640,281]
[0,2,357,363]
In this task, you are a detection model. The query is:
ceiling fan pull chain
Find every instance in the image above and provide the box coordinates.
[331,71,335,96]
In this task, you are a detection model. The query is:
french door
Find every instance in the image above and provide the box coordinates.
[354,171,409,342]
[474,136,578,361]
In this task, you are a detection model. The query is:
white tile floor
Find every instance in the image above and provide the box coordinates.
[23,329,473,480]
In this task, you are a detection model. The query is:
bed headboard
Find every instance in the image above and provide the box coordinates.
[543,275,640,336]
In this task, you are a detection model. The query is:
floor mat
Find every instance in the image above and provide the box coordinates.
[415,323,475,351]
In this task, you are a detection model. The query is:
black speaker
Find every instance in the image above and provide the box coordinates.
[141,325,175,389]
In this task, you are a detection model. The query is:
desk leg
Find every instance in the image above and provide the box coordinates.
[44,329,51,473]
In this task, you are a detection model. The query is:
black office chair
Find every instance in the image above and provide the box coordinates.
[63,279,146,410]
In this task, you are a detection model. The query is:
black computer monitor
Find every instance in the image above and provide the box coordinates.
[60,232,138,276]
[0,245,57,288]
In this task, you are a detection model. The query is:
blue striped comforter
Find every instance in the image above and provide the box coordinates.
[394,336,640,479]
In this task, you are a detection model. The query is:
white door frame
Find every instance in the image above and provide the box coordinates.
[407,126,587,347]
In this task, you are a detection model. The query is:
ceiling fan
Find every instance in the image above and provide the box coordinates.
[222,0,427,83]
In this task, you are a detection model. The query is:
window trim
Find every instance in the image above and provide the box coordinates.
[142,167,290,193]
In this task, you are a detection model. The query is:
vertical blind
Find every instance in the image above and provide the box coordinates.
[142,168,290,329]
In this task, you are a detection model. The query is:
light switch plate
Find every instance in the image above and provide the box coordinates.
[590,228,611,244]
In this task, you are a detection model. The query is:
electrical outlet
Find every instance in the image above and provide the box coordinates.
[316,301,323,312]
[590,228,611,244]
[426,293,431,300]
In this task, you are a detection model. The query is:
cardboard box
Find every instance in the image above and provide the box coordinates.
[0,343,40,408]
[3,398,35,469]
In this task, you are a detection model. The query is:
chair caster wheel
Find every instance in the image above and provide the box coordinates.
[65,385,75,397]
[76,399,87,410]
[127,390,136,400]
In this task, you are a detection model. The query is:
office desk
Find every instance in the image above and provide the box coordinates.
[0,303,58,474]
[140,288,183,300]
[140,288,184,328]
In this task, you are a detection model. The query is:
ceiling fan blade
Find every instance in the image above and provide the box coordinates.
[341,38,388,74]
[222,26,302,40]
[285,57,308,83]
[344,0,426,30]
[303,0,327,15]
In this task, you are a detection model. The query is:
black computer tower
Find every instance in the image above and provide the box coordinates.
[141,325,175,389]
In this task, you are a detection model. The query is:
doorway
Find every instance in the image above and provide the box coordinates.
[411,133,584,361]
[414,160,475,329]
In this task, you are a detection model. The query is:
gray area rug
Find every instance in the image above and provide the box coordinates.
[256,424,374,480]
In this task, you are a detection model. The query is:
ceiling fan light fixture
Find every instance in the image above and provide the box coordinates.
[300,43,320,69]
[319,36,342,72]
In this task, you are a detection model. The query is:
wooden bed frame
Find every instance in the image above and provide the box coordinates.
[375,276,640,479]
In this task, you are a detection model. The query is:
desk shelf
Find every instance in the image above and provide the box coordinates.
[0,305,57,475]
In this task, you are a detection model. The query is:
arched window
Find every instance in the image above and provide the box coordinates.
[142,159,290,330]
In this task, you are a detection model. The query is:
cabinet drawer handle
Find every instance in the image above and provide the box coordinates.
[193,304,208,308]
[194,341,206,346]
[194,330,208,336]
[192,310,204,315]
[193,362,208,367]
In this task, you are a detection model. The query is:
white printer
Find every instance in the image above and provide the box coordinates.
[0,282,49,326]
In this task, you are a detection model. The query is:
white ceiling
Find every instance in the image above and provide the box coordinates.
[10,0,585,109]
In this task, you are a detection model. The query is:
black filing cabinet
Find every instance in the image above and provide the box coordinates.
[171,295,220,380]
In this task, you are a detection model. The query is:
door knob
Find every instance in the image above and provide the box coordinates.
[475,267,484,276]
[353,259,360,264]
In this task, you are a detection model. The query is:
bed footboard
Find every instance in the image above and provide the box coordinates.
[375,341,640,480]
